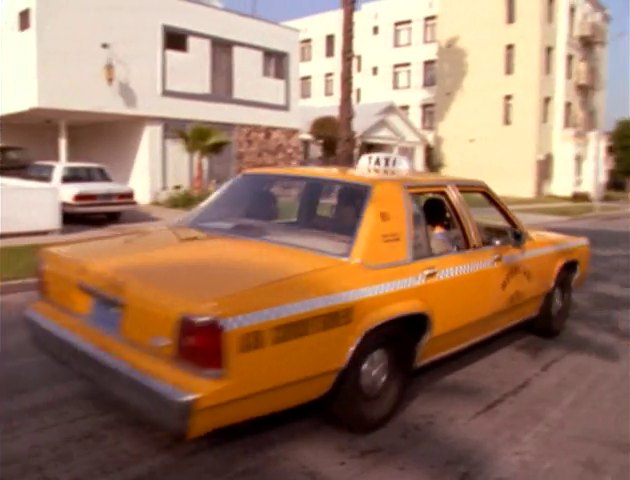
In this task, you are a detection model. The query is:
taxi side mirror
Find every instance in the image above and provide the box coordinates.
[509,228,526,248]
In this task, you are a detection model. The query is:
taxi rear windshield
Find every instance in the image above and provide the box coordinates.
[184,174,370,257]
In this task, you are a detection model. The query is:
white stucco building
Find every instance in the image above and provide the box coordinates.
[0,0,301,203]
[286,0,611,198]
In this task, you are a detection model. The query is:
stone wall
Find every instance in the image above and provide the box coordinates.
[234,125,301,171]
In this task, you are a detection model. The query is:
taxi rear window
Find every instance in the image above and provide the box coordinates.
[185,174,370,257]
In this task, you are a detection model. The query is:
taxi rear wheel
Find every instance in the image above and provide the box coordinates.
[327,329,413,433]
[531,269,573,338]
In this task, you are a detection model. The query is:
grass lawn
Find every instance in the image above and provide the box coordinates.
[516,204,625,217]
[0,244,43,282]
[603,191,630,202]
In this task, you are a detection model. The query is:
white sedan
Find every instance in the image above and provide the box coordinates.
[24,161,136,222]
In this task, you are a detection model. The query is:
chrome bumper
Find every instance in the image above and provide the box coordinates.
[62,202,137,214]
[25,308,195,436]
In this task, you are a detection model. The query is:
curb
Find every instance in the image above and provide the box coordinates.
[0,279,38,295]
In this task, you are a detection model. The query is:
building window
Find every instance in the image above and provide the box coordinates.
[543,96,551,123]
[569,5,576,37]
[356,88,362,104]
[372,66,379,76]
[424,16,437,43]
[545,46,553,74]
[423,60,437,87]
[566,54,573,79]
[263,52,285,79]
[18,9,30,31]
[505,44,515,75]
[325,34,335,57]
[503,95,513,125]
[325,73,334,97]
[393,63,411,89]
[301,76,312,99]
[212,42,233,97]
[210,41,234,98]
[394,20,412,47]
[422,103,435,130]
[356,55,362,72]
[300,40,312,62]
[399,105,410,116]
[547,0,554,23]
[373,25,379,35]
[506,0,516,24]
[165,31,188,52]
[564,101,572,127]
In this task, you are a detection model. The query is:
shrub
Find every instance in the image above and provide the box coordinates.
[159,188,213,210]
[571,192,591,203]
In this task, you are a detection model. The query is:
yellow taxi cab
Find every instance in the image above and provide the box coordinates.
[25,154,590,439]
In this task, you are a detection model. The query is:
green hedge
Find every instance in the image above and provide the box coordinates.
[159,189,213,210]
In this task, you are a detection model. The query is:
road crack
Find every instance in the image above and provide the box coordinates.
[468,353,568,421]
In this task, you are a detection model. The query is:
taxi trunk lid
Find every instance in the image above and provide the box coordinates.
[41,226,340,356]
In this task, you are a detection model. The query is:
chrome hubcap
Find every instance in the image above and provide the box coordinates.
[359,349,390,397]
[551,287,564,316]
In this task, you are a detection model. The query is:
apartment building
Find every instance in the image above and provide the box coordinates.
[284,0,439,143]
[286,0,610,198]
[437,0,609,197]
[0,0,300,203]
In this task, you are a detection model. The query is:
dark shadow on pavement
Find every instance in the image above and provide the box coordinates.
[61,209,159,234]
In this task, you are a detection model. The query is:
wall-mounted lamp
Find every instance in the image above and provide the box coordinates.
[101,43,116,86]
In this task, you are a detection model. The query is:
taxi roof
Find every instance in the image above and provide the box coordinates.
[243,166,486,188]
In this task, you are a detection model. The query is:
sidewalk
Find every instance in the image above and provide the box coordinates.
[1,203,627,248]
[0,205,184,247]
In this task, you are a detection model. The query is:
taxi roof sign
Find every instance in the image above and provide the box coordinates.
[355,153,412,176]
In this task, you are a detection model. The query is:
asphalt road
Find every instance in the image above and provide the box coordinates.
[2,215,629,480]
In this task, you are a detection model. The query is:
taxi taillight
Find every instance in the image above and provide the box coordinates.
[177,317,223,371]
[117,192,134,201]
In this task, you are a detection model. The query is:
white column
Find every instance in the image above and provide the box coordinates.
[58,120,68,164]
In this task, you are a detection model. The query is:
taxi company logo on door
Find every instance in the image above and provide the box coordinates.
[239,308,353,353]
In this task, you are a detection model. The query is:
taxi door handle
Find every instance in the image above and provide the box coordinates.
[422,267,439,278]
[492,254,503,264]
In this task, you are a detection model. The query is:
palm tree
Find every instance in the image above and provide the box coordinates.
[337,0,356,166]
[178,124,231,194]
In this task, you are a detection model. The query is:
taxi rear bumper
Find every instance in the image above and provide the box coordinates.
[25,308,195,436]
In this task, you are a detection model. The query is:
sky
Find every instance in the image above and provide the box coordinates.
[224,0,629,130]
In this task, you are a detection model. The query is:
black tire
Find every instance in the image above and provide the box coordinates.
[531,269,574,338]
[327,327,414,433]
[105,212,122,222]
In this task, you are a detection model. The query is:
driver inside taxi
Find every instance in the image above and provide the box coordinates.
[423,197,457,255]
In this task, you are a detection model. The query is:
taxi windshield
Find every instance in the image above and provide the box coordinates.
[183,173,370,257]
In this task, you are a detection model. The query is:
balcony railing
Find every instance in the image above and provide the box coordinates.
[576,61,594,89]
[577,18,606,45]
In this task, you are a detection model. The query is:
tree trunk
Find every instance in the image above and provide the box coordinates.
[337,0,356,167]
[193,153,203,194]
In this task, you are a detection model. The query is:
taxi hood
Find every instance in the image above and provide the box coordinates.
[44,226,342,306]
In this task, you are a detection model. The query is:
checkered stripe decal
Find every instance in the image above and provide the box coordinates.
[222,240,589,331]
[436,258,495,280]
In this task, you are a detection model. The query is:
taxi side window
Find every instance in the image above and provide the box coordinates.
[409,191,469,259]
[459,190,518,246]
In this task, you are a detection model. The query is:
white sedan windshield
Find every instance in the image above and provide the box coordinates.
[184,174,370,257]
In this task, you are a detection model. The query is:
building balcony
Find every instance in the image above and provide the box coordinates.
[576,61,595,89]
[577,18,606,45]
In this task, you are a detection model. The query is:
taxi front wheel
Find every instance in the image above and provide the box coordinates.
[531,269,573,338]
[327,329,413,433]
